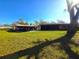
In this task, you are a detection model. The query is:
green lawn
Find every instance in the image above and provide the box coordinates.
[0,30,79,59]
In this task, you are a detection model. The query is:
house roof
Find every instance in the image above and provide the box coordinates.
[39,24,70,26]
[14,24,36,27]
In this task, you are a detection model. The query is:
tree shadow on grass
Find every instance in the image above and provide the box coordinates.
[0,30,79,59]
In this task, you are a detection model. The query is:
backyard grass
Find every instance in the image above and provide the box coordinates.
[0,30,79,59]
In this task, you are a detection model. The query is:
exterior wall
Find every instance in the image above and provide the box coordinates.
[40,24,69,30]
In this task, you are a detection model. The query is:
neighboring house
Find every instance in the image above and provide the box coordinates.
[12,24,70,31]
[12,23,79,31]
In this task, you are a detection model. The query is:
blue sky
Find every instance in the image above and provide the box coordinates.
[0,0,70,24]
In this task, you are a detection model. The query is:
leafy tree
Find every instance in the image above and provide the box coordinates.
[50,21,57,24]
[34,20,39,25]
[16,18,28,25]
[57,20,66,24]
[3,24,11,26]
[39,20,49,25]
[34,20,49,25]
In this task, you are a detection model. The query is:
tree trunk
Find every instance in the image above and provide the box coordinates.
[66,0,78,36]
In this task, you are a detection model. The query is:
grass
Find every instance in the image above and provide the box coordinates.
[0,30,79,59]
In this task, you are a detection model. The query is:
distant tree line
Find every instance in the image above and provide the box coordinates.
[0,18,68,27]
